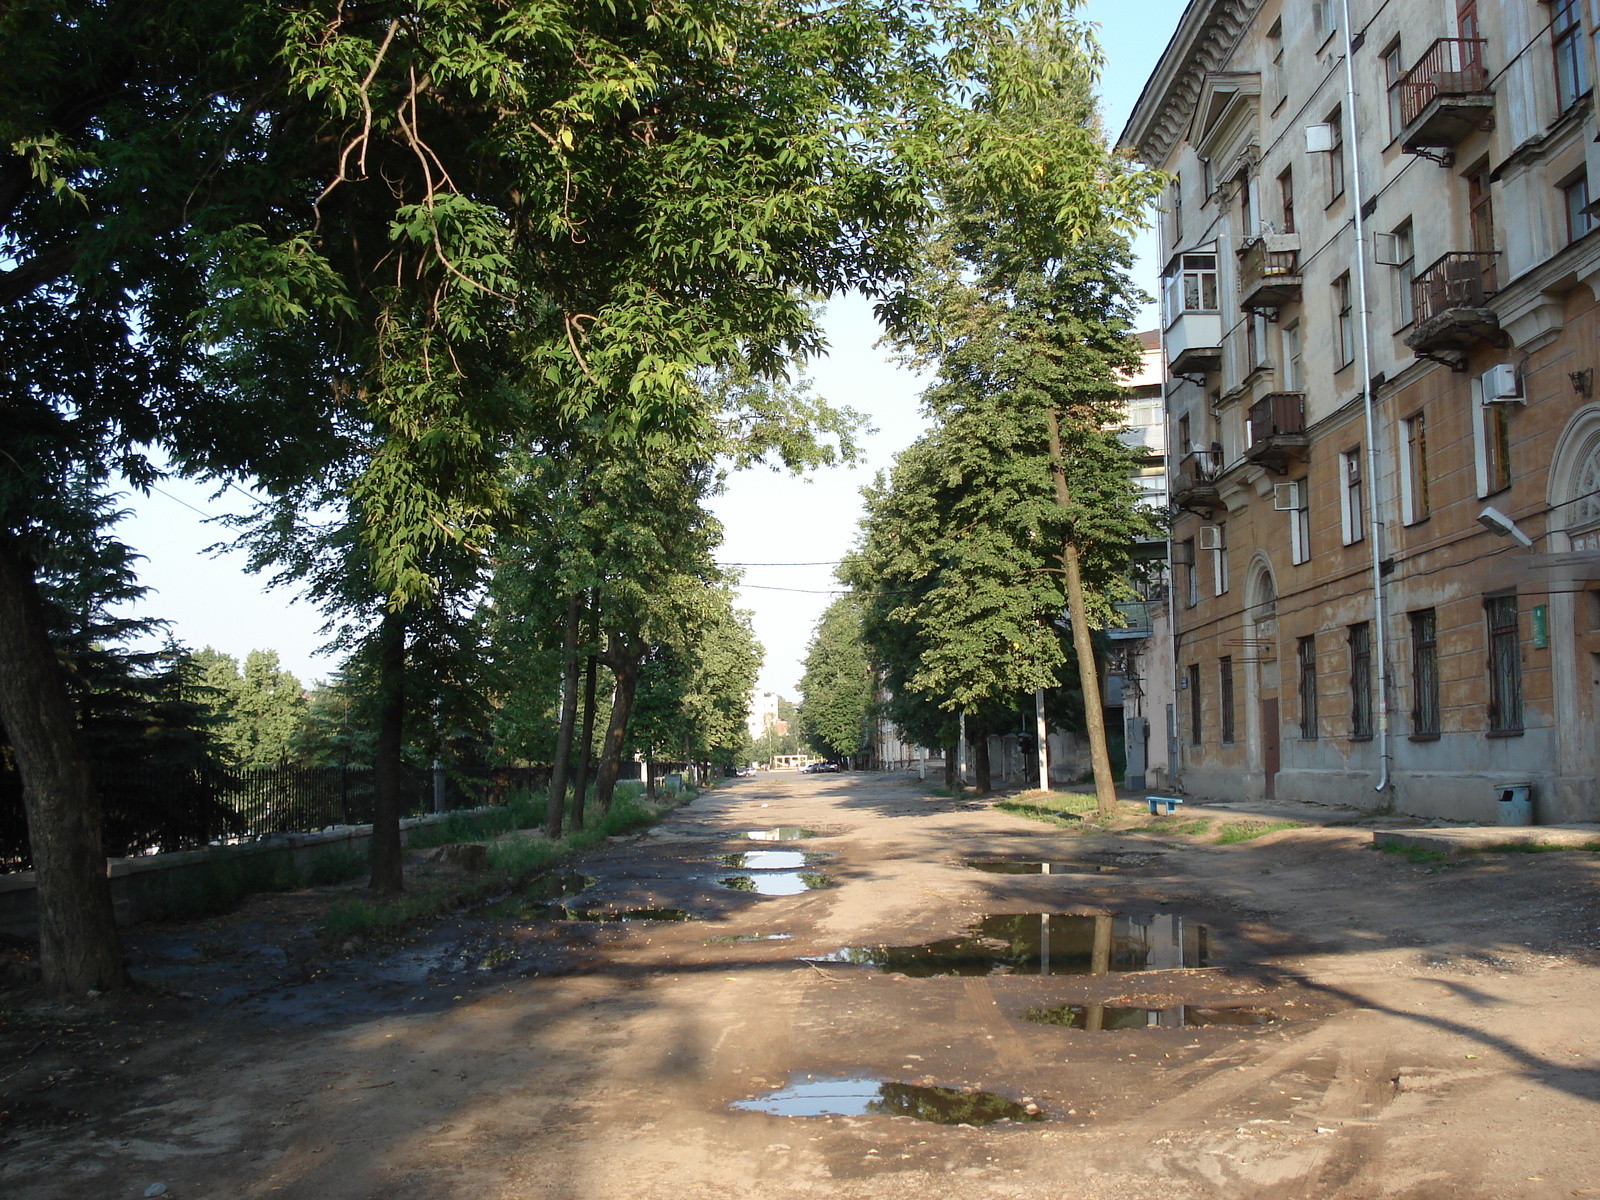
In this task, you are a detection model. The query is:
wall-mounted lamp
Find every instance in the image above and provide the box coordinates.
[1570,367,1594,398]
[1477,505,1535,549]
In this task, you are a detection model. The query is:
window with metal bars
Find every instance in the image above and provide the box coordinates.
[1485,596,1522,734]
[1348,622,1373,739]
[1188,664,1202,745]
[1220,657,1236,744]
[1410,609,1440,737]
[1298,636,1318,739]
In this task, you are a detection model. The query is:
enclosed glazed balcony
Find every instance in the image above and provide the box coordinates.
[1237,235,1302,315]
[1171,447,1223,511]
[1394,38,1493,162]
[1404,251,1504,355]
[1165,311,1223,377]
[1245,392,1309,474]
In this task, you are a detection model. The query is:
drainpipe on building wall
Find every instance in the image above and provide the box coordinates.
[1339,0,1392,795]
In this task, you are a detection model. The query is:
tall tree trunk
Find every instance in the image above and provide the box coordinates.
[1046,409,1118,817]
[972,723,992,795]
[593,639,641,817]
[943,744,957,791]
[570,653,598,831]
[645,759,657,800]
[370,609,407,894]
[545,591,582,839]
[0,537,124,994]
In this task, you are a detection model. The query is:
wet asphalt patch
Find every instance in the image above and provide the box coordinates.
[730,1073,1044,1125]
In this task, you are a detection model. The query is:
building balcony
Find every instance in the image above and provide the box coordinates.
[1244,392,1309,474]
[1110,599,1157,640]
[1164,311,1223,377]
[1237,235,1301,314]
[1394,38,1493,161]
[1171,447,1222,510]
[1405,251,1504,355]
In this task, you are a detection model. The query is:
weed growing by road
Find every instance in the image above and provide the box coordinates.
[1215,820,1302,844]
[1379,843,1451,864]
[995,791,1098,828]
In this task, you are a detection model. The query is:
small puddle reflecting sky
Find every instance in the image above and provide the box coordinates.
[809,913,1209,976]
[1025,1004,1273,1030]
[720,851,808,869]
[966,861,1078,874]
[746,827,816,841]
[730,1074,1042,1124]
[718,872,831,896]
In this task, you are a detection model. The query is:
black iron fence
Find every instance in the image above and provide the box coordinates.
[0,761,554,873]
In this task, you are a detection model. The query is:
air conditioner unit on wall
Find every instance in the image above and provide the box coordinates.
[1273,481,1302,511]
[1481,363,1524,403]
[1199,525,1225,551]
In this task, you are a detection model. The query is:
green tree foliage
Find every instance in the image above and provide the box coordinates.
[798,595,873,762]
[186,649,307,770]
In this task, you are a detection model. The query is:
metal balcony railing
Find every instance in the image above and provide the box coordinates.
[1410,250,1500,326]
[1394,38,1489,129]
[1238,243,1299,288]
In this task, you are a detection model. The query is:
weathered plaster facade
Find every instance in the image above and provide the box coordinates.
[1122,0,1600,821]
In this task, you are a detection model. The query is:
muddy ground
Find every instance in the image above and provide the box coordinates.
[3,772,1599,1200]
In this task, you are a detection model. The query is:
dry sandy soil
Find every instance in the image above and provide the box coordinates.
[3,771,1599,1200]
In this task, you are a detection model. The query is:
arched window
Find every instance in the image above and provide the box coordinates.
[1569,437,1600,550]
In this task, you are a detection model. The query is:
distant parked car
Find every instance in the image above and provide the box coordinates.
[735,765,756,777]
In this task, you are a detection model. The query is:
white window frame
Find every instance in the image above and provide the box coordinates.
[1288,479,1312,564]
[1213,528,1229,596]
[1391,221,1415,328]
[1472,375,1513,498]
[1340,448,1365,545]
[1281,321,1303,391]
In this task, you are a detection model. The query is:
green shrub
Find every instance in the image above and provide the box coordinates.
[304,846,367,886]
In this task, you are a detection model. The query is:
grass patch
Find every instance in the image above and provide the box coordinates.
[1472,840,1600,854]
[995,791,1100,829]
[1379,842,1451,864]
[1138,817,1211,837]
[1215,820,1302,845]
[318,785,678,946]
[302,846,368,886]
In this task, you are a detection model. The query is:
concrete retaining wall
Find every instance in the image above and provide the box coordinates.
[0,808,502,939]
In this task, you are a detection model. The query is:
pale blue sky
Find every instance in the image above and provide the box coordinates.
[117,0,1190,694]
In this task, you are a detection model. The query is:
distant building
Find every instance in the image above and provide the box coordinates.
[745,690,782,743]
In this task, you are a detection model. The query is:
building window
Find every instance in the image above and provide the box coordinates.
[1212,527,1229,596]
[1298,635,1318,739]
[1391,220,1415,327]
[1188,664,1203,745]
[1269,20,1286,108]
[1348,622,1373,739]
[1171,173,1183,241]
[1410,609,1440,738]
[1237,167,1254,237]
[1383,39,1405,137]
[1287,478,1312,564]
[1220,657,1236,744]
[1553,0,1587,113]
[1278,168,1295,234]
[1334,273,1354,366]
[1177,412,1191,454]
[1469,165,1495,255]
[1473,381,1512,496]
[1167,252,1219,316]
[1281,321,1302,391]
[1313,0,1337,42]
[1485,595,1523,734]
[1564,175,1593,243]
[1183,538,1198,608]
[1340,447,1365,544]
[1327,106,1346,202]
[1402,412,1430,524]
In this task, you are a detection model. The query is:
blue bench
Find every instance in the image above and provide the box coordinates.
[1146,796,1184,815]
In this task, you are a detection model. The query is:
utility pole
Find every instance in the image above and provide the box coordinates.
[1035,687,1049,791]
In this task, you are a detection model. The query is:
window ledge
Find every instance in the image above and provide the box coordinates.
[1347,734,1375,743]
[1407,732,1441,742]
[1486,728,1525,739]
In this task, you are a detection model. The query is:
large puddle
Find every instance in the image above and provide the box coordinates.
[808,913,1210,976]
[717,872,832,896]
[1024,1003,1273,1030]
[746,827,817,841]
[719,851,808,869]
[470,873,594,920]
[966,861,1079,874]
[730,1074,1043,1124]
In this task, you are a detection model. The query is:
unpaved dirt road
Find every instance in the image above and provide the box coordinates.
[4,771,1600,1200]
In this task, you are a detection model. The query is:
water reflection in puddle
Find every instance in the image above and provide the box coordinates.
[718,872,832,896]
[1024,1004,1274,1030]
[808,913,1210,976]
[746,827,817,841]
[966,861,1078,874]
[720,851,807,870]
[470,873,594,920]
[730,1074,1042,1124]
[527,905,695,922]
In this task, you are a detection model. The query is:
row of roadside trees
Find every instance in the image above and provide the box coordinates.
[0,0,1155,994]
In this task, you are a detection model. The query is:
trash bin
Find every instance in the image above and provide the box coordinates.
[1496,783,1533,826]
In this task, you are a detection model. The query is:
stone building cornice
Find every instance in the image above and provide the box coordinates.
[1117,0,1263,167]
